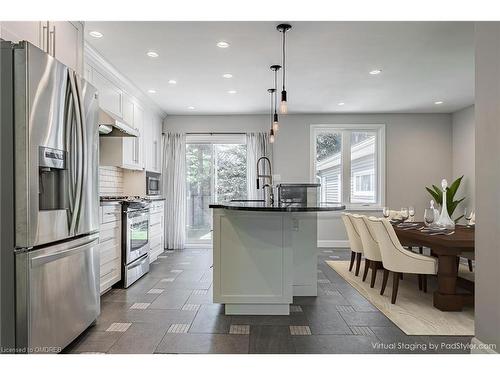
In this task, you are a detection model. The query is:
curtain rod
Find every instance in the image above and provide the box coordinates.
[185,132,246,135]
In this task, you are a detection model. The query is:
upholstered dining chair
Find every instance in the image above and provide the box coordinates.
[341,213,363,276]
[350,214,383,288]
[367,217,437,304]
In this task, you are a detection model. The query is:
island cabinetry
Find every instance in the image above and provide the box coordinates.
[212,209,294,315]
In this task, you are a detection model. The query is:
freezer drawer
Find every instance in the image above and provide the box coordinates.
[16,233,100,352]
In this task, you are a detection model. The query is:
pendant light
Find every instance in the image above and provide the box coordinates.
[277,23,292,114]
[268,88,276,143]
[270,64,281,132]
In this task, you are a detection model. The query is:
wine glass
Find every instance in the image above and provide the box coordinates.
[409,206,415,222]
[424,208,435,227]
[382,207,390,219]
[400,207,409,222]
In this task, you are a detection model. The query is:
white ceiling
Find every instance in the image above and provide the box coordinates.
[85,21,474,115]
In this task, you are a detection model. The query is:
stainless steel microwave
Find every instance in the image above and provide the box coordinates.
[146,172,161,196]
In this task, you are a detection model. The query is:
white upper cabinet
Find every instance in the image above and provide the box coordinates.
[0,21,83,74]
[143,113,162,173]
[92,70,123,117]
[0,21,43,47]
[122,95,134,127]
[49,21,83,75]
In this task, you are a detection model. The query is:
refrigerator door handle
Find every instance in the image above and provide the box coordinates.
[30,237,98,267]
[68,71,84,235]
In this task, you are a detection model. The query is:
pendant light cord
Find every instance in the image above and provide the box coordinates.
[282,31,286,91]
[274,70,278,114]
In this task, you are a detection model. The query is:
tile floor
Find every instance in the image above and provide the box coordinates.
[64,248,473,354]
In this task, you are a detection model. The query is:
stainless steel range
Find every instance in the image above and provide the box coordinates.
[121,200,151,287]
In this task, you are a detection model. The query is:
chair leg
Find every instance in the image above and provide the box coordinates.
[468,259,473,272]
[370,262,379,288]
[362,259,370,282]
[456,257,460,272]
[349,251,356,272]
[355,253,362,276]
[380,269,390,295]
[422,274,427,293]
[418,274,423,291]
[400,273,403,280]
[419,247,423,254]
[391,272,400,304]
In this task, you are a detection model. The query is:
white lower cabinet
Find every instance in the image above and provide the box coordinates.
[99,205,122,294]
[148,200,165,263]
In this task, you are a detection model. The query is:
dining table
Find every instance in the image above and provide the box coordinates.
[392,223,474,312]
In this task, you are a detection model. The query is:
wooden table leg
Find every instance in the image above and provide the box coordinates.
[433,253,464,311]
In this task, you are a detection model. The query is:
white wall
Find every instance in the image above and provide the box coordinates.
[165,113,452,209]
[165,113,453,245]
[452,106,475,216]
[473,22,500,353]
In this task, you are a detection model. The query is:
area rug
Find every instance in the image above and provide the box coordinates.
[326,260,474,336]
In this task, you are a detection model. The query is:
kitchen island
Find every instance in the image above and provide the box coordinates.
[209,202,345,315]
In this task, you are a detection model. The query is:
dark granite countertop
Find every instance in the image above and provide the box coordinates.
[209,201,346,212]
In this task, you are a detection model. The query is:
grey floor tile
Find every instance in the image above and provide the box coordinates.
[155,333,249,354]
[301,307,352,335]
[66,330,123,353]
[249,325,295,354]
[293,334,381,354]
[148,290,193,309]
[340,311,394,327]
[108,323,169,354]
[124,308,196,326]
[189,304,232,333]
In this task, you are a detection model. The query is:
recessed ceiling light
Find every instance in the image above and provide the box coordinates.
[168,79,177,85]
[187,106,196,110]
[146,51,159,58]
[338,102,345,106]
[222,73,233,79]
[217,41,230,48]
[369,69,382,75]
[227,90,237,94]
[148,89,156,94]
[434,101,444,105]
[89,31,103,38]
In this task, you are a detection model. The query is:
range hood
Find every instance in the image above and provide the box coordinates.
[98,109,138,137]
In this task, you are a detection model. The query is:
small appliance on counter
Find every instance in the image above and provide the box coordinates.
[276,183,320,205]
[146,171,161,196]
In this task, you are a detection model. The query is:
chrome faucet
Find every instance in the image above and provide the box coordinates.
[256,156,274,205]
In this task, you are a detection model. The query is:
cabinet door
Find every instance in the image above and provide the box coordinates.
[133,104,144,169]
[49,21,83,73]
[122,95,134,127]
[143,112,151,171]
[153,117,163,173]
[0,21,44,49]
[93,70,123,117]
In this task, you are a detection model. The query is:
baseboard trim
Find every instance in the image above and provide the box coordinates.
[470,337,499,354]
[317,240,349,248]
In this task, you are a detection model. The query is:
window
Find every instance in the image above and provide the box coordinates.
[185,134,247,244]
[311,125,385,207]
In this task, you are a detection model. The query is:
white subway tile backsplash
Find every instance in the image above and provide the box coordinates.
[99,166,124,196]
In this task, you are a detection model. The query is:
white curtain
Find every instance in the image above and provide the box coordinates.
[162,133,186,249]
[246,132,272,200]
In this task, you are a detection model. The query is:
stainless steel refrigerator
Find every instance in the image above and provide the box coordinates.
[0,40,100,353]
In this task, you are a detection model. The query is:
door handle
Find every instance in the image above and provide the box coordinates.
[68,72,84,234]
[31,238,98,267]
[42,22,49,52]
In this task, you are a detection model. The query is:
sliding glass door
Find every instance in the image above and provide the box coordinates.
[185,135,247,245]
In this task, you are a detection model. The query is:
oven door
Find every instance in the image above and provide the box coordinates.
[125,209,150,264]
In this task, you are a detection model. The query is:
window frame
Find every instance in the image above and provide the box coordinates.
[310,124,386,209]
